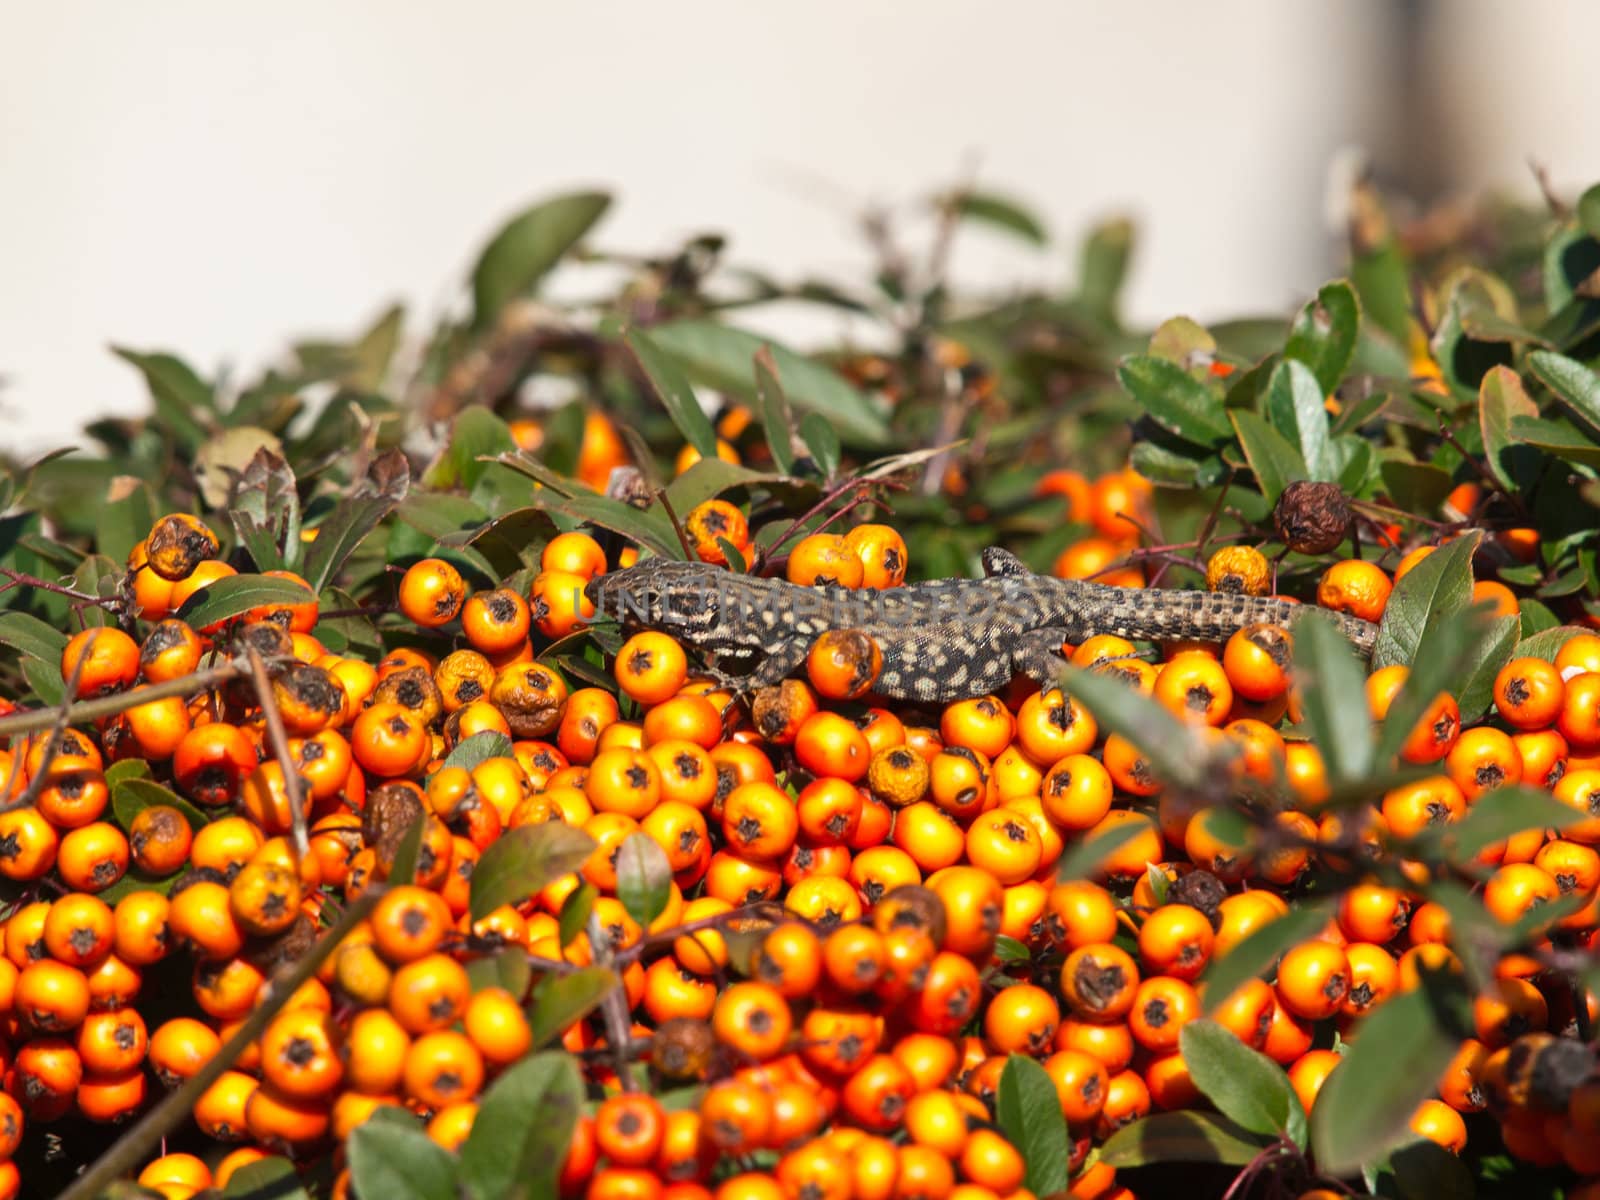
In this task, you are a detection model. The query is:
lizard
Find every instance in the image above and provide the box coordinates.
[584,547,1379,705]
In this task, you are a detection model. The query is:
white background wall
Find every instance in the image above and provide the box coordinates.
[3,1,1598,452]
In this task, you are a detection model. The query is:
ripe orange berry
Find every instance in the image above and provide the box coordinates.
[399,558,466,627]
[1275,941,1350,1020]
[1316,559,1392,623]
[787,535,864,588]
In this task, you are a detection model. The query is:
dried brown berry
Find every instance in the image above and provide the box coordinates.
[1273,481,1351,555]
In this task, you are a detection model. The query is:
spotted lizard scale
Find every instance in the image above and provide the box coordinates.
[585,547,1377,704]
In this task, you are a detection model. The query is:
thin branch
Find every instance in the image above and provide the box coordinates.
[8,643,95,815]
[586,910,640,1093]
[245,647,310,863]
[654,488,696,562]
[57,891,381,1200]
[0,659,267,740]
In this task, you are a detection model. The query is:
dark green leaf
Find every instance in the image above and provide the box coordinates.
[466,949,534,1001]
[754,347,798,475]
[1229,411,1307,504]
[302,450,410,593]
[1310,970,1471,1174]
[995,1055,1071,1196]
[493,459,683,560]
[388,811,427,888]
[1380,459,1456,517]
[220,1156,309,1200]
[458,1050,584,1200]
[1056,663,1213,791]
[228,449,301,572]
[1512,413,1600,468]
[1529,349,1600,436]
[104,759,151,788]
[1580,184,1600,242]
[0,611,68,663]
[1515,624,1593,662]
[662,459,794,519]
[1265,360,1333,480]
[1479,365,1542,494]
[22,656,64,706]
[1441,786,1584,864]
[800,413,841,479]
[1097,1110,1269,1168]
[471,191,611,330]
[559,880,598,947]
[95,479,157,567]
[175,574,316,632]
[1454,615,1520,723]
[1202,902,1335,1016]
[111,347,212,449]
[1372,531,1481,669]
[627,329,718,458]
[1292,612,1374,784]
[1116,356,1231,446]
[1077,216,1134,328]
[424,408,517,492]
[1180,1019,1308,1147]
[992,935,1032,964]
[947,189,1048,245]
[470,822,597,921]
[526,966,620,1047]
[1284,279,1360,395]
[615,832,672,928]
[1375,601,1496,766]
[647,320,890,444]
[1388,1137,1478,1200]
[441,731,516,774]
[349,1112,459,1200]
[111,777,209,835]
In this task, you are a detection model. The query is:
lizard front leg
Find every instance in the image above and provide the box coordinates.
[1010,627,1076,691]
[729,636,812,693]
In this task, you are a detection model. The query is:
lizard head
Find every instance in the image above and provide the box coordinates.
[584,559,724,633]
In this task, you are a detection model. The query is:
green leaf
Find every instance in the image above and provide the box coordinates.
[1284,279,1360,395]
[1479,365,1542,494]
[175,574,316,632]
[1372,531,1481,669]
[0,611,69,664]
[1310,970,1471,1175]
[110,777,209,835]
[1580,184,1600,242]
[1098,1110,1269,1168]
[470,822,597,921]
[302,450,410,593]
[1180,1019,1308,1147]
[228,448,301,572]
[527,966,620,1047]
[1202,902,1334,1016]
[1230,411,1307,504]
[1510,414,1600,468]
[1529,349,1600,436]
[104,759,151,789]
[995,1055,1072,1196]
[1055,663,1213,791]
[471,191,611,330]
[1116,355,1231,446]
[1441,785,1584,864]
[466,949,534,1001]
[1077,216,1134,328]
[424,408,517,492]
[493,458,684,560]
[1291,612,1374,784]
[95,479,158,567]
[458,1050,584,1200]
[1375,601,1495,766]
[194,426,284,510]
[800,412,841,479]
[1380,459,1455,517]
[753,347,798,475]
[348,1112,459,1200]
[615,832,672,929]
[947,189,1048,246]
[440,731,516,774]
[1388,1138,1478,1200]
[1053,816,1156,883]
[647,320,890,444]
[1515,624,1593,662]
[559,880,597,947]
[388,810,428,888]
[1453,614,1520,723]
[627,329,718,459]
[1265,360,1333,480]
[220,1156,309,1200]
[22,656,64,706]
[662,459,794,519]
[110,347,212,450]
